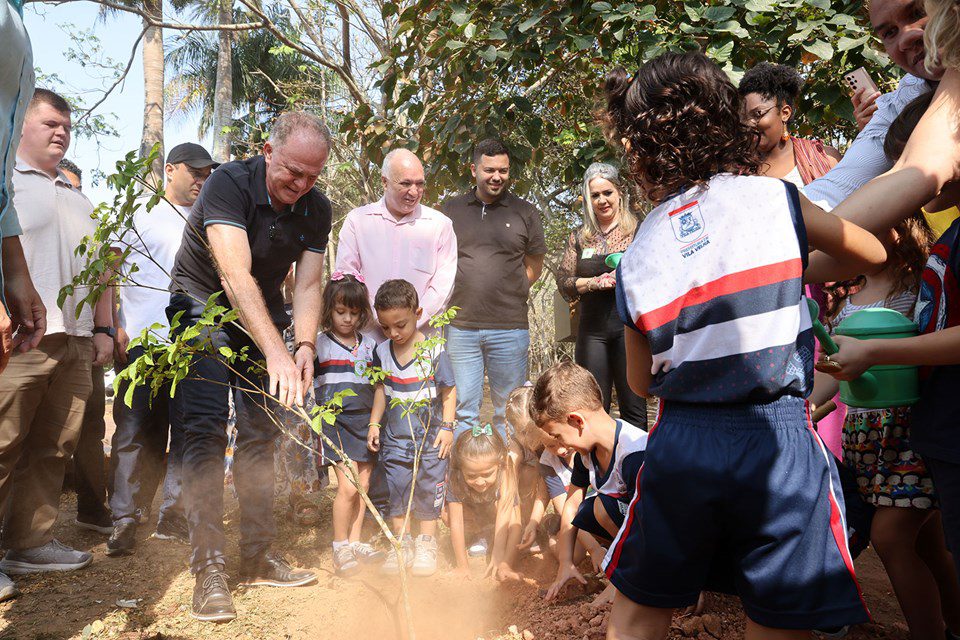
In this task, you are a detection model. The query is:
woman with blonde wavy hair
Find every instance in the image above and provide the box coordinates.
[555,162,646,429]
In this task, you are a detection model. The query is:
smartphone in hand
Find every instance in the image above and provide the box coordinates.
[844,67,880,95]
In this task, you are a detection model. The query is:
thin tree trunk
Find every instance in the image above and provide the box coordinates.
[140,0,164,187]
[211,0,234,163]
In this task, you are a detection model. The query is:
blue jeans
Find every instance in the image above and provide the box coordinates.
[168,294,281,573]
[446,327,530,439]
[110,346,184,526]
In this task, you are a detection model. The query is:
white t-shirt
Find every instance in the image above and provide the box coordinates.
[115,196,190,339]
[12,160,96,336]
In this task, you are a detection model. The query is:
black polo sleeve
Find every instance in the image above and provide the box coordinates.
[303,189,333,254]
[525,201,548,256]
[198,168,251,231]
[570,453,590,489]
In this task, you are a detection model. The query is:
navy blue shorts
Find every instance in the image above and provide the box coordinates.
[604,396,870,630]
[320,410,375,465]
[572,493,627,541]
[380,449,448,520]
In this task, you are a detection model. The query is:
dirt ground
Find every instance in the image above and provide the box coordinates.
[0,484,910,640]
[0,396,912,640]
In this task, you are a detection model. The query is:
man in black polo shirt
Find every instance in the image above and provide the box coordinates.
[442,139,546,441]
[168,111,331,622]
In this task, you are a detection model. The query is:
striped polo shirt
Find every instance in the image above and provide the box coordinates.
[373,339,455,459]
[313,331,377,412]
[569,420,647,501]
[615,174,814,403]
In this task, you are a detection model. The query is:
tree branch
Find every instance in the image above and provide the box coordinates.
[236,0,371,109]
[30,0,266,31]
[74,24,148,128]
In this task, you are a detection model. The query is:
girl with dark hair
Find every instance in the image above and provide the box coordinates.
[738,62,842,186]
[313,272,383,576]
[601,51,887,639]
[443,424,522,580]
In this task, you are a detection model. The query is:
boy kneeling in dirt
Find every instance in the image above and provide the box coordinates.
[529,362,648,606]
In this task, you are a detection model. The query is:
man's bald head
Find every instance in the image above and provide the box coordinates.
[380,148,426,219]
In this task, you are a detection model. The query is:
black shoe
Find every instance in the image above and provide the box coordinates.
[239,552,317,587]
[75,511,113,535]
[106,521,137,557]
[191,565,236,623]
[154,517,189,544]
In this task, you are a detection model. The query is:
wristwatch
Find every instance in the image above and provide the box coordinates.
[93,326,116,338]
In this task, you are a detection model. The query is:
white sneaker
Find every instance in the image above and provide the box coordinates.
[0,540,92,574]
[333,545,360,577]
[411,534,438,577]
[352,541,385,565]
[380,536,414,575]
[0,572,18,602]
[467,537,488,558]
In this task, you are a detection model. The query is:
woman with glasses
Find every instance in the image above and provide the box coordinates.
[555,162,647,429]
[739,63,842,188]
[740,63,848,459]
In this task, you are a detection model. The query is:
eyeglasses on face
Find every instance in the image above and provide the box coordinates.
[745,104,777,125]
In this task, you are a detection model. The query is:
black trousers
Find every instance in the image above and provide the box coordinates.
[575,324,647,429]
[169,294,282,573]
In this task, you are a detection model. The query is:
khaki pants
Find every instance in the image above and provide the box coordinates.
[0,333,92,549]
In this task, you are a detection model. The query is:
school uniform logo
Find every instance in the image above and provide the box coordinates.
[353,357,368,377]
[669,201,705,242]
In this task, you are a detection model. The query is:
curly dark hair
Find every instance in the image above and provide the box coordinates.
[602,52,761,203]
[737,63,805,123]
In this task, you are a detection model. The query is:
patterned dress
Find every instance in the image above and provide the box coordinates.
[835,291,936,508]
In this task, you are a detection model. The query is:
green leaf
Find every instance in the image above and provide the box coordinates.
[450,10,471,26]
[445,39,467,50]
[591,1,613,11]
[382,2,398,17]
[479,45,498,62]
[518,15,544,32]
[744,0,776,12]
[703,5,735,21]
[837,35,869,51]
[802,39,834,60]
[463,22,476,39]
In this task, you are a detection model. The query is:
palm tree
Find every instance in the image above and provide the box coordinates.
[165,5,320,157]
[211,0,233,162]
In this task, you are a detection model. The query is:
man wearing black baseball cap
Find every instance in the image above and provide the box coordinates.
[106,141,217,558]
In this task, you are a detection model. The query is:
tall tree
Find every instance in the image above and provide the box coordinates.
[211,0,234,162]
[140,0,165,185]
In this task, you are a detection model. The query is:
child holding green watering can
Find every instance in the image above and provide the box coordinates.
[810,210,960,637]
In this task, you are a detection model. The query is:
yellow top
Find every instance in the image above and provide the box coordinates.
[922,205,960,239]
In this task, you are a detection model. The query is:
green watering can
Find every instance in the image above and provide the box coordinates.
[807,298,920,408]
[605,252,624,269]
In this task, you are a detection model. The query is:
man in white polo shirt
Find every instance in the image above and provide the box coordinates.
[106,142,217,556]
[0,88,114,584]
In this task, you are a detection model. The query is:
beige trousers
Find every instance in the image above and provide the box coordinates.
[0,333,92,549]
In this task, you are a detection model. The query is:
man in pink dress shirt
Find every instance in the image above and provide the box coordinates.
[335,149,457,330]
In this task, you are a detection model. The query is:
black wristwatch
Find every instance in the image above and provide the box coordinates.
[93,326,116,338]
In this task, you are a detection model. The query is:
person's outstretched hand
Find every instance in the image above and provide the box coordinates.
[814,335,874,381]
[545,562,587,602]
[267,349,303,407]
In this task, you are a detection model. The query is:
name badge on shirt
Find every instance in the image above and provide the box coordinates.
[581,248,596,259]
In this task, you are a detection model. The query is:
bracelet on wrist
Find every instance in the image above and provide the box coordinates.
[296,341,317,354]
[440,420,456,432]
[368,422,382,429]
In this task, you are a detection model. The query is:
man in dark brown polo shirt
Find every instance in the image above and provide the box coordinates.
[442,138,546,440]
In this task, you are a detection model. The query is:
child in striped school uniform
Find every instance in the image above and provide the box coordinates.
[366,279,456,577]
[601,52,887,638]
[313,273,384,576]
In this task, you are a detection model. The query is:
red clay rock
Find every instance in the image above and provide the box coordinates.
[589,614,604,627]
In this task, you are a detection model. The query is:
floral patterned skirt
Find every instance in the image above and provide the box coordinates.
[841,406,936,509]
